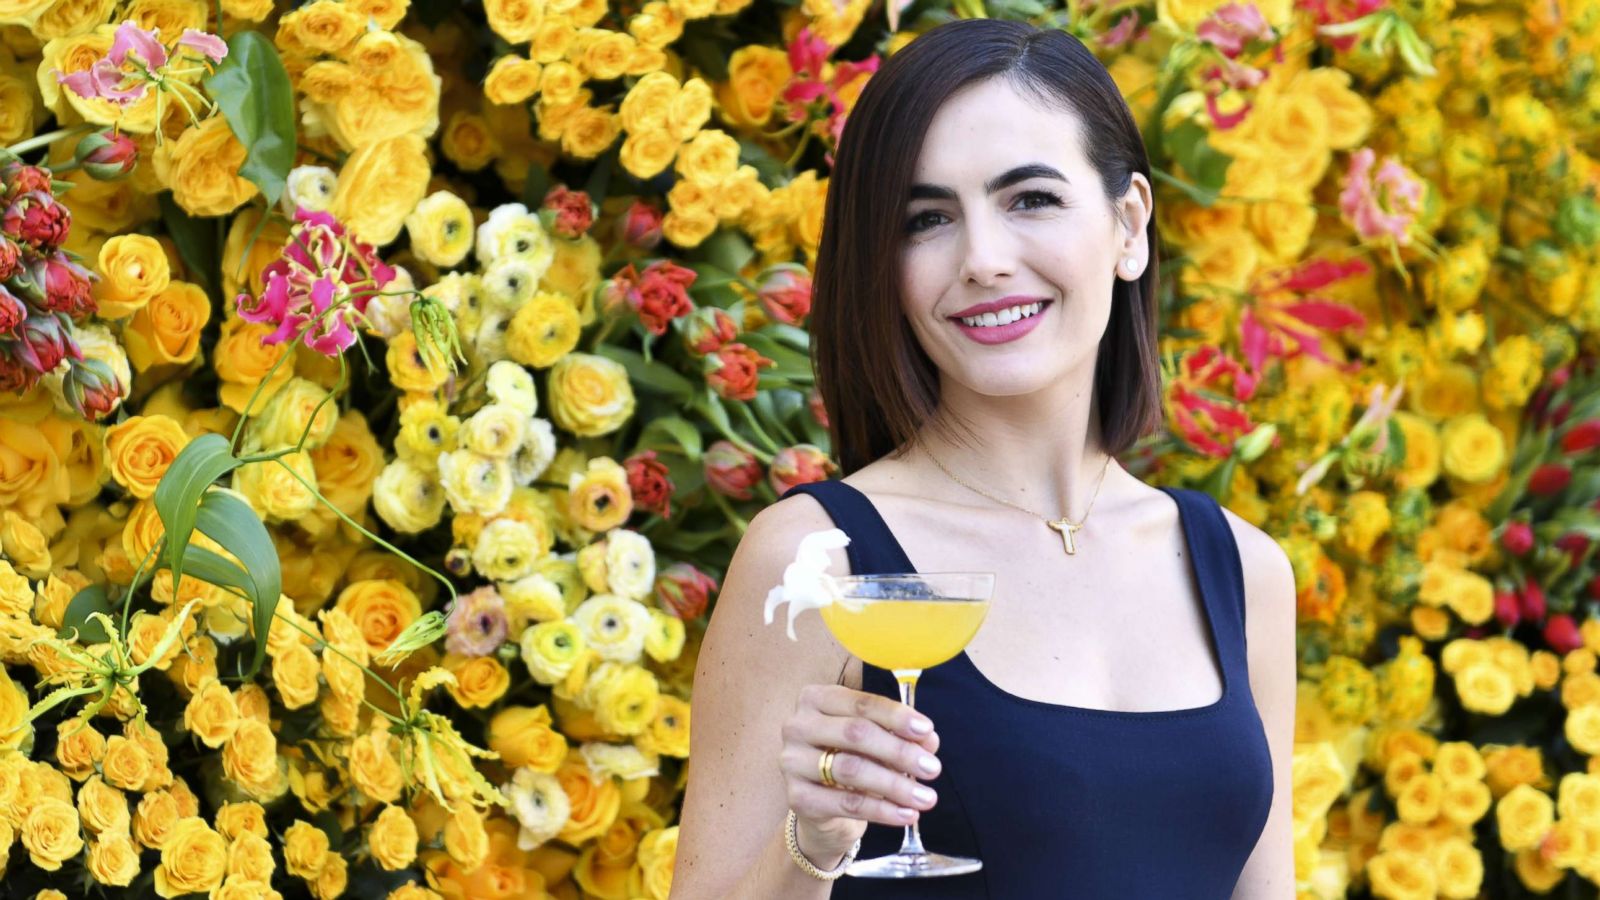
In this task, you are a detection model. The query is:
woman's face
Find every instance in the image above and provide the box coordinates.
[898,77,1151,401]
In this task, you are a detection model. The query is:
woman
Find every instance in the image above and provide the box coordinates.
[673,18,1295,899]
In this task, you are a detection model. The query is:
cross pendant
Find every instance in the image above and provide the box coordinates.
[1046,519,1082,555]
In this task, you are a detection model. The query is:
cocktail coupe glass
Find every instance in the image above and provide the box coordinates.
[817,572,994,878]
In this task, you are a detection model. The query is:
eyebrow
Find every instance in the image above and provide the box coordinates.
[907,163,1068,201]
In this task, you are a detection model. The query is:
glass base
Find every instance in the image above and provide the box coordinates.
[846,851,983,879]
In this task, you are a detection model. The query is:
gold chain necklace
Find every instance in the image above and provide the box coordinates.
[928,450,1114,555]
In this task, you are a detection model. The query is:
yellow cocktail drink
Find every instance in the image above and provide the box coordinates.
[820,599,990,672]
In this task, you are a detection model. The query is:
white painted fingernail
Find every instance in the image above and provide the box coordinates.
[913,786,936,804]
[918,754,940,775]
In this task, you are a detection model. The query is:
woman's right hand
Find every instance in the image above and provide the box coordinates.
[779,683,944,863]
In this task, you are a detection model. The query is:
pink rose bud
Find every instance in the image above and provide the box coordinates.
[621,199,663,249]
[655,562,718,620]
[1494,590,1520,630]
[1529,463,1573,496]
[768,444,837,496]
[1545,613,1584,655]
[1562,420,1600,454]
[704,439,763,500]
[1519,581,1547,623]
[74,131,138,182]
[63,356,124,421]
[1500,521,1535,557]
[681,306,738,357]
[756,263,814,325]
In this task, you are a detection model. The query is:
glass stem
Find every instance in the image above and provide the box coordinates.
[893,669,927,859]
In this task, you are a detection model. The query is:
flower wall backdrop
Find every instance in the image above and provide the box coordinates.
[0,0,1589,897]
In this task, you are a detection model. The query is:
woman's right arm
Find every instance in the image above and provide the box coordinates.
[670,496,944,900]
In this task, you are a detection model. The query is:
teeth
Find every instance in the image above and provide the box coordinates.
[960,302,1043,328]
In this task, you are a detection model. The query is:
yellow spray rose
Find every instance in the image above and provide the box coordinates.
[331,133,432,246]
[21,798,82,871]
[301,30,440,152]
[335,579,423,655]
[369,805,419,871]
[87,831,140,886]
[93,234,170,319]
[124,280,212,370]
[484,55,543,105]
[284,819,330,879]
[548,353,635,437]
[105,414,189,500]
[155,116,259,217]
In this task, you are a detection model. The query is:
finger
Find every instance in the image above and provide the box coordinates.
[788,780,921,829]
[803,684,935,741]
[819,747,939,812]
[806,714,942,782]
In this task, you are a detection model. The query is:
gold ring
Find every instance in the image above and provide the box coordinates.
[819,748,838,788]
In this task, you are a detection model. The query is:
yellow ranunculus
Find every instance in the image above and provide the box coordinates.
[567,457,633,532]
[234,452,318,523]
[405,191,475,268]
[124,280,211,370]
[372,459,447,534]
[331,133,432,246]
[105,414,189,500]
[154,116,259,218]
[583,661,660,736]
[1439,413,1506,484]
[521,620,586,684]
[93,234,170,319]
[547,353,635,437]
[506,291,582,368]
[638,694,690,759]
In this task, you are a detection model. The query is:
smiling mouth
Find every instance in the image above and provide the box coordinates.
[953,300,1051,328]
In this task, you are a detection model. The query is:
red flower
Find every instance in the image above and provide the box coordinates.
[1500,521,1534,557]
[1494,590,1520,630]
[1545,613,1584,655]
[62,356,123,420]
[706,342,774,402]
[808,387,829,429]
[12,310,78,374]
[35,253,95,321]
[75,131,138,182]
[0,237,20,282]
[704,440,763,500]
[624,450,675,518]
[0,286,22,337]
[1,163,52,198]
[756,264,813,325]
[1591,573,1600,603]
[768,444,836,495]
[1528,463,1572,496]
[620,199,663,249]
[1519,580,1547,623]
[0,344,39,393]
[656,562,719,620]
[1561,420,1600,454]
[1556,533,1591,568]
[633,261,697,335]
[682,307,738,357]
[2,191,70,250]
[542,185,594,239]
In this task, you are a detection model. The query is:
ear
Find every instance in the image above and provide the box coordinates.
[1114,173,1154,280]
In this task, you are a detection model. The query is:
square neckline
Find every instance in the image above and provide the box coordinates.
[841,482,1233,720]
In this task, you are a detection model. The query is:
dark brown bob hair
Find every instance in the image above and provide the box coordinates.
[811,18,1163,476]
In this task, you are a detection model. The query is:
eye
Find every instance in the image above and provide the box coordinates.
[904,210,947,235]
[1014,189,1064,211]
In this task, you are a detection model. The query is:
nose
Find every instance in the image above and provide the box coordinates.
[956,210,1015,287]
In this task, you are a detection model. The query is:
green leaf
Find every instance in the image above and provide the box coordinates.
[700,229,755,275]
[638,416,704,460]
[153,434,242,609]
[594,344,695,401]
[159,193,220,300]
[194,489,282,678]
[1157,120,1232,207]
[60,585,113,644]
[521,160,553,209]
[204,31,297,207]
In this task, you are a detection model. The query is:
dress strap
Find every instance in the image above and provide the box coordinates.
[780,480,917,575]
[1159,486,1247,627]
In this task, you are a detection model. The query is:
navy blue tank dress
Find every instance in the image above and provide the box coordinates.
[781,479,1274,899]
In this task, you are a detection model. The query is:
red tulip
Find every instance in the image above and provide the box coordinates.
[756,264,813,325]
[681,307,738,357]
[541,185,594,238]
[808,387,829,429]
[1494,590,1521,630]
[1500,521,1534,557]
[1545,613,1584,655]
[1561,420,1600,454]
[656,562,718,620]
[1529,463,1572,496]
[620,199,663,249]
[1519,581,1547,623]
[624,450,674,519]
[768,444,836,495]
[1556,533,1591,568]
[706,343,774,402]
[704,440,763,500]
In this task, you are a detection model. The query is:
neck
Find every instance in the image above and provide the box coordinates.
[908,368,1120,521]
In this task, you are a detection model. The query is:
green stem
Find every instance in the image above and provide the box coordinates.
[709,489,749,535]
[248,590,406,709]
[731,401,783,454]
[6,124,95,158]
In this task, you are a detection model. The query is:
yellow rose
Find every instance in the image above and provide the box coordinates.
[1440,413,1506,483]
[331,133,432,245]
[0,419,68,517]
[36,0,116,39]
[661,207,717,248]
[222,0,273,19]
[226,831,275,882]
[618,70,676,135]
[155,116,258,217]
[76,774,128,836]
[1568,705,1600,756]
[369,805,418,871]
[1496,783,1555,852]
[531,18,576,62]
[675,129,739,187]
[1392,412,1440,490]
[485,0,542,42]
[54,717,104,780]
[234,452,319,523]
[309,410,384,518]
[102,734,153,791]
[93,234,170,319]
[222,719,286,801]
[348,728,404,804]
[124,280,211,370]
[133,788,182,851]
[284,819,330,879]
[153,817,226,899]
[0,510,49,578]
[105,414,189,500]
[335,579,423,655]
[21,797,82,871]
[215,801,268,841]
[348,0,406,27]
[277,0,365,55]
[443,652,511,708]
[666,77,712,142]
[484,55,543,105]
[182,678,240,749]
[629,2,684,49]
[440,110,499,172]
[489,704,569,772]
[87,831,140,887]
[717,46,790,128]
[42,28,161,132]
[405,192,475,268]
[548,353,635,437]
[312,852,348,900]
[443,803,489,871]
[272,641,322,710]
[637,826,677,900]
[302,31,440,152]
[561,105,622,160]
[556,758,621,845]
[214,318,295,414]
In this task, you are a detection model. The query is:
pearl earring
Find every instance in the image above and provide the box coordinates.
[1122,259,1137,274]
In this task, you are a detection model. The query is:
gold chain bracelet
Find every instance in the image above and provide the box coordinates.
[785,809,862,881]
